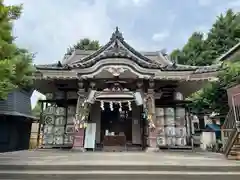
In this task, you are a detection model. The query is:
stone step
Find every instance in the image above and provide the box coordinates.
[0,164,239,172]
[231,146,240,151]
[232,144,240,147]
[228,146,240,160]
[0,170,240,180]
[228,154,240,160]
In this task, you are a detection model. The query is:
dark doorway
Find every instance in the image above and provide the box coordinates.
[100,103,132,143]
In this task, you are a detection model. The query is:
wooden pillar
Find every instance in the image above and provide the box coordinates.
[131,80,143,146]
[146,79,158,152]
[72,80,86,151]
[136,80,147,149]
[36,101,44,149]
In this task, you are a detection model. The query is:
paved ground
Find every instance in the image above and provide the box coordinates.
[0,150,240,180]
[0,149,239,166]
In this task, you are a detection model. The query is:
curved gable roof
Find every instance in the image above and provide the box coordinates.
[35,27,221,74]
[64,27,173,69]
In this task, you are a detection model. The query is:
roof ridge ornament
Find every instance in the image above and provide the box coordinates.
[110,26,124,41]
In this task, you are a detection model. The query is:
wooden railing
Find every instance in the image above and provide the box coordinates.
[222,105,240,155]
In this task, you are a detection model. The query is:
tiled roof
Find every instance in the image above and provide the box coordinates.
[217,42,240,61]
[35,61,70,70]
[35,27,221,73]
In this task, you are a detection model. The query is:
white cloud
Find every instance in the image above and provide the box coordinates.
[226,0,240,11]
[196,25,209,39]
[213,0,240,19]
[152,31,170,42]
[4,0,152,106]
[197,0,213,7]
[132,0,150,6]
[118,0,150,7]
[6,0,114,64]
[5,0,113,106]
[5,0,152,65]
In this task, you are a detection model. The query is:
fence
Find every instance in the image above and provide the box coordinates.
[29,123,42,149]
[221,92,240,154]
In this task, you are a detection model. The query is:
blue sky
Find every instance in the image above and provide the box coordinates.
[5,0,240,107]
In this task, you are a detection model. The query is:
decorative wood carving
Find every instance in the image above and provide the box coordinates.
[136,80,143,90]
[105,41,127,55]
[89,82,96,89]
[78,80,84,89]
[149,78,155,89]
[105,66,127,76]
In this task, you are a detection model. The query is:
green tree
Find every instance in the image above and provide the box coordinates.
[188,60,240,114]
[171,32,208,65]
[206,9,240,61]
[0,0,34,99]
[0,60,15,98]
[171,9,240,66]
[65,38,101,57]
[170,9,240,115]
[32,99,42,118]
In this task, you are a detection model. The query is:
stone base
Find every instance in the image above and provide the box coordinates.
[71,147,86,152]
[145,147,160,152]
[103,146,126,152]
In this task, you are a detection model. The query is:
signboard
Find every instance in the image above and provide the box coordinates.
[84,123,96,149]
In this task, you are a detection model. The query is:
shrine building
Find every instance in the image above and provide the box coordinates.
[33,27,220,151]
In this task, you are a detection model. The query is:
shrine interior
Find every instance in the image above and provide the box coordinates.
[99,102,145,150]
[100,103,132,143]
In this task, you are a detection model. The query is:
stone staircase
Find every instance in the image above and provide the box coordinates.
[0,151,240,180]
[227,133,240,160]
[0,164,240,180]
[222,106,240,160]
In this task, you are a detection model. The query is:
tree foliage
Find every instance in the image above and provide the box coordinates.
[0,1,34,99]
[189,62,240,114]
[171,9,240,66]
[0,60,16,98]
[65,38,101,57]
[188,59,240,114]
[32,99,42,118]
[173,9,240,114]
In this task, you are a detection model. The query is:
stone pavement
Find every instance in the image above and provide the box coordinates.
[0,150,239,180]
[0,149,239,166]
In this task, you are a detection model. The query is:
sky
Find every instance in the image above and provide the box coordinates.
[5,0,240,108]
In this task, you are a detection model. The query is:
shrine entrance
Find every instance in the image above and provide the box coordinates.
[92,86,146,151]
[100,102,133,151]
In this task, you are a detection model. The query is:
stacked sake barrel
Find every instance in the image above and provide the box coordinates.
[64,106,76,145]
[155,107,187,147]
[175,107,187,146]
[42,106,76,147]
